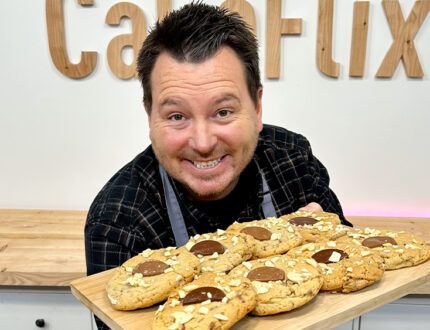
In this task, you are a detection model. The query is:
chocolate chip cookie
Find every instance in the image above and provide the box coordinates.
[184,230,254,274]
[106,246,201,310]
[153,273,257,329]
[336,227,430,270]
[225,217,302,258]
[280,211,348,243]
[287,241,384,293]
[229,254,322,315]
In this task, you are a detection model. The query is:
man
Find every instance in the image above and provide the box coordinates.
[85,0,351,313]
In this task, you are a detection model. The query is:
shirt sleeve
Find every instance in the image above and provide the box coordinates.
[84,223,134,276]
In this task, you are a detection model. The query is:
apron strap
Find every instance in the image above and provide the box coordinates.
[261,171,277,218]
[159,165,190,247]
[159,164,277,246]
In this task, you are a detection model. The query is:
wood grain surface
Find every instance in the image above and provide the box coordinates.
[0,209,87,286]
[266,0,302,79]
[376,0,430,78]
[70,259,430,330]
[317,0,340,77]
[349,1,369,77]
[1,208,429,294]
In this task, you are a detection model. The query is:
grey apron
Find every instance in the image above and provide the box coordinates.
[159,164,276,247]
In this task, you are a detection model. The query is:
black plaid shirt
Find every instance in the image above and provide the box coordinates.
[85,124,350,328]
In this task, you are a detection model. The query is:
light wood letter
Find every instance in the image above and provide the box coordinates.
[220,0,257,36]
[266,0,302,79]
[317,0,340,77]
[350,2,370,77]
[46,0,97,79]
[376,0,430,78]
[157,0,171,21]
[106,2,147,79]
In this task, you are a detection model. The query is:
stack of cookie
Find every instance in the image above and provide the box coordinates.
[105,211,430,329]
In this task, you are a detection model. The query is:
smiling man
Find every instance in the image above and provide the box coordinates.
[85,1,351,289]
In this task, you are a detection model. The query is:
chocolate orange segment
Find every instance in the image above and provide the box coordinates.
[182,287,225,305]
[289,217,318,226]
[362,236,397,248]
[247,266,285,282]
[190,240,226,256]
[312,249,349,264]
[240,226,272,241]
[132,260,169,276]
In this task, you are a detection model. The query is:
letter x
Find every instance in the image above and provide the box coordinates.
[376,0,430,78]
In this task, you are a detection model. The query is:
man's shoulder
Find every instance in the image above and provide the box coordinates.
[258,124,311,152]
[87,146,161,223]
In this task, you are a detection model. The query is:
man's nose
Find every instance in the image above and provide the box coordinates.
[189,120,217,155]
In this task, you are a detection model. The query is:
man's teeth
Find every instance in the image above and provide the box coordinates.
[193,158,221,169]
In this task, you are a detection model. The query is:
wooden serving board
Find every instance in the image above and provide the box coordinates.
[71,260,430,330]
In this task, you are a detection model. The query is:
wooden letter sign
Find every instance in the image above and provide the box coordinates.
[46,0,97,79]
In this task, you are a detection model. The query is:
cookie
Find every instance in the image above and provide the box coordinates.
[287,241,384,293]
[225,217,302,258]
[229,254,322,315]
[106,246,201,310]
[280,211,348,243]
[183,230,254,274]
[153,272,257,329]
[336,227,430,270]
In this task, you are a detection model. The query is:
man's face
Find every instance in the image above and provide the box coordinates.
[147,47,263,201]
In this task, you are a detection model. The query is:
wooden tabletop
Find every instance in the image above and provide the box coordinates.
[1,209,429,293]
[0,209,87,286]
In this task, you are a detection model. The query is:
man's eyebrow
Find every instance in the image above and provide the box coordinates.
[213,94,240,105]
[160,98,182,107]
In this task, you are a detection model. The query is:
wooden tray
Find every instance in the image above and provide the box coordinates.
[71,260,430,330]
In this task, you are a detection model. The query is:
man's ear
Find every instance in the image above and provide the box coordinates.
[144,102,151,117]
[256,87,263,132]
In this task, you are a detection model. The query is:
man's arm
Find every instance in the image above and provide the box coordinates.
[305,146,352,226]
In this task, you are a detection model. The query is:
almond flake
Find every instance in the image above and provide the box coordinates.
[214,314,229,321]
[140,249,153,258]
[185,241,194,251]
[361,250,371,256]
[265,260,275,267]
[287,272,303,283]
[178,290,186,299]
[198,307,209,314]
[172,312,193,324]
[184,306,195,313]
[217,229,225,236]
[305,258,317,268]
[243,261,252,270]
[184,284,198,291]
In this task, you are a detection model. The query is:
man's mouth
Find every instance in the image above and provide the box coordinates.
[191,157,222,169]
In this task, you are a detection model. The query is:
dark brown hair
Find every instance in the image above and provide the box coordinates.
[136,1,261,112]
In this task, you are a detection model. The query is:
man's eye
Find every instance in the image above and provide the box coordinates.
[168,114,184,121]
[217,109,232,118]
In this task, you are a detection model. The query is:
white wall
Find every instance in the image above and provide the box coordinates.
[1,0,429,217]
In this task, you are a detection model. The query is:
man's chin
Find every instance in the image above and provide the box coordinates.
[183,180,235,201]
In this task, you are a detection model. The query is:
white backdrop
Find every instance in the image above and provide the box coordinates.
[1,0,429,217]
